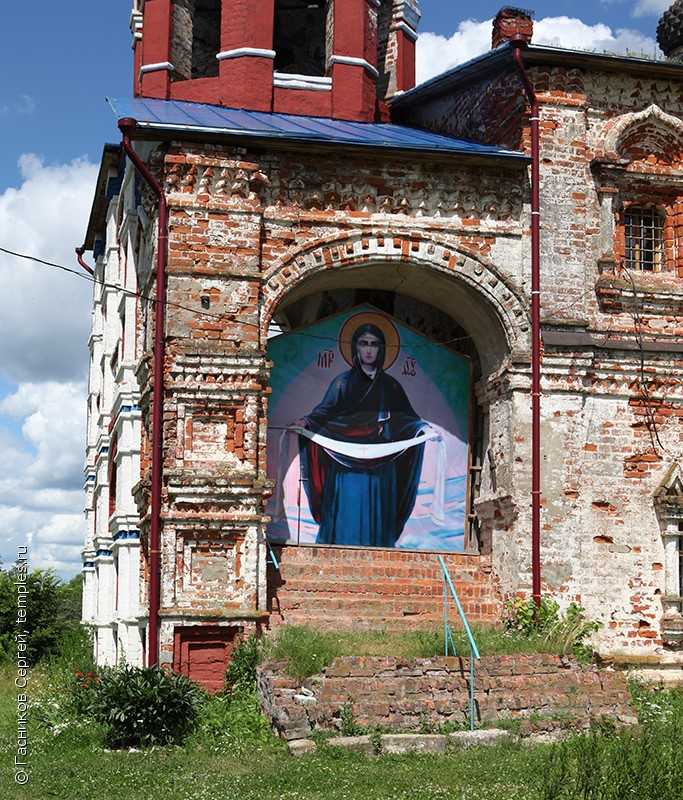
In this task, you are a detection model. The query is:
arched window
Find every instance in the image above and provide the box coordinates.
[624,206,664,272]
[274,0,329,76]
[172,0,221,81]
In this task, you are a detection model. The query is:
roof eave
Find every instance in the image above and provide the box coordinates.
[83,144,122,251]
[123,118,530,166]
[392,43,683,111]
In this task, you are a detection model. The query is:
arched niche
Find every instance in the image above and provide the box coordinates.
[261,235,526,555]
[600,104,683,167]
[261,232,529,376]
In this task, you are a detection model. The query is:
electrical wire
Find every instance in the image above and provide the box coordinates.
[0,244,475,349]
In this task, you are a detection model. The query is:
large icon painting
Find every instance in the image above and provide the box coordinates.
[266,306,472,552]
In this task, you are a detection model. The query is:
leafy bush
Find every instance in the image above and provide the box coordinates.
[266,626,341,681]
[503,596,560,636]
[225,635,261,692]
[339,700,364,737]
[85,665,203,748]
[0,567,85,664]
[504,597,600,661]
[195,689,273,752]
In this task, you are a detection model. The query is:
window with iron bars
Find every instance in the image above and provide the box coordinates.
[624,206,665,272]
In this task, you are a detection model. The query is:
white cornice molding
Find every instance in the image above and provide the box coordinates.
[273,72,332,91]
[392,21,418,42]
[217,47,276,61]
[330,55,380,78]
[139,61,174,75]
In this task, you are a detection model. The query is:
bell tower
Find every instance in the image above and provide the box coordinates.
[130,0,420,121]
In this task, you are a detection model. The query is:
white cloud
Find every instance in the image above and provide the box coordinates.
[0,382,88,575]
[416,16,661,85]
[0,155,97,576]
[0,155,97,383]
[0,382,87,491]
[633,0,671,17]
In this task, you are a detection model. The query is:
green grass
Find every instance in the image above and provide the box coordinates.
[264,625,572,681]
[1,665,683,800]
[0,661,549,800]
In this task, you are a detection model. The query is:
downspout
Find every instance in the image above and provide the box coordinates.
[512,43,542,609]
[75,246,94,276]
[118,117,168,667]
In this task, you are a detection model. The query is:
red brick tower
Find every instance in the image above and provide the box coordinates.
[131,0,420,119]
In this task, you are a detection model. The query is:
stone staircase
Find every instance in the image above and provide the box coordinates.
[267,545,501,631]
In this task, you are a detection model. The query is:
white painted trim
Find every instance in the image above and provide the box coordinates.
[273,72,332,91]
[330,55,379,79]
[393,21,418,42]
[139,61,174,75]
[366,0,381,8]
[217,47,276,61]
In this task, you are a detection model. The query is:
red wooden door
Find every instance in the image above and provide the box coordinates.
[173,626,238,693]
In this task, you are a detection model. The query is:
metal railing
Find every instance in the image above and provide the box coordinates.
[437,554,480,731]
[267,541,280,571]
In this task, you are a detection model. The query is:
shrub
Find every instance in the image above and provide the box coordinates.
[85,665,203,748]
[339,700,364,737]
[504,597,600,661]
[195,689,273,752]
[503,596,560,636]
[543,602,601,661]
[225,635,261,692]
[267,626,341,681]
[0,568,85,664]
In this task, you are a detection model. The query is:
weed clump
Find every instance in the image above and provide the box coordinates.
[266,625,341,681]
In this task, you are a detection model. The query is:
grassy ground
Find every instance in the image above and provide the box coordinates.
[2,653,681,800]
[263,625,570,682]
[0,665,549,800]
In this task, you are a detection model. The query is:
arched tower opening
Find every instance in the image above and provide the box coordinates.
[171,0,221,81]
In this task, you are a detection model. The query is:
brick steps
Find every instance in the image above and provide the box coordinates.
[267,545,501,630]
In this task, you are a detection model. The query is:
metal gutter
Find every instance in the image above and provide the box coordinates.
[512,43,542,611]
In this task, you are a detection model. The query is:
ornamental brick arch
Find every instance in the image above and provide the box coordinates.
[261,231,530,373]
[599,104,683,165]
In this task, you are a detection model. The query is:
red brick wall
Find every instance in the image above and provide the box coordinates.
[258,654,634,739]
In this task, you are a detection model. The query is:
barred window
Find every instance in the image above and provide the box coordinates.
[624,207,664,272]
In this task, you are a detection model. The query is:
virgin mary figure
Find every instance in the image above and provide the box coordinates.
[296,319,428,548]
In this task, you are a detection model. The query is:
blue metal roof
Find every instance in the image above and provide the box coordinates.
[107,97,527,161]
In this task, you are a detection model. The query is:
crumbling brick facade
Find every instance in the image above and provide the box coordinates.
[83,3,683,686]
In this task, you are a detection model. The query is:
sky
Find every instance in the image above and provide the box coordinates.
[0,0,673,577]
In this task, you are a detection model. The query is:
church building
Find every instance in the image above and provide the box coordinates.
[81,0,683,687]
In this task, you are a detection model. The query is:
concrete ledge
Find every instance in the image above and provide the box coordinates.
[326,735,375,755]
[448,729,512,748]
[381,734,447,754]
[288,739,317,757]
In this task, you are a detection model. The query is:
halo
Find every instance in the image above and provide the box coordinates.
[339,312,401,371]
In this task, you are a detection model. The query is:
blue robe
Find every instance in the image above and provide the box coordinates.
[301,365,425,548]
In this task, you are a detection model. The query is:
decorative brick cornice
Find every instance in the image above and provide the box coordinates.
[261,231,530,352]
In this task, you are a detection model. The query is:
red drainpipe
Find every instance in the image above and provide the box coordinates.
[512,43,542,609]
[118,117,168,667]
[75,246,94,276]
